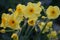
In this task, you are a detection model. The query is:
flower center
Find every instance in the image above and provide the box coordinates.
[30,9,33,12]
[28,20,35,26]
[51,11,55,14]
[29,20,34,24]
[9,20,15,26]
[12,20,15,24]
[16,8,22,13]
[29,8,34,13]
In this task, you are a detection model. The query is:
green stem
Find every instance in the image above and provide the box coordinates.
[41,23,47,33]
[5,30,17,32]
[25,26,30,36]
[19,18,27,36]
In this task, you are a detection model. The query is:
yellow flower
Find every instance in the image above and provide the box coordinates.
[28,19,36,26]
[27,2,41,7]
[46,6,60,19]
[43,21,53,33]
[16,4,25,13]
[42,27,49,33]
[47,31,57,38]
[14,4,25,17]
[24,2,42,20]
[36,2,41,7]
[38,22,45,30]
[11,33,18,40]
[14,4,25,22]
[51,31,57,38]
[13,12,24,23]
[0,13,10,28]
[41,16,47,19]
[8,8,13,12]
[46,21,53,28]
[38,21,53,33]
[0,29,5,33]
[41,21,53,33]
[8,14,20,30]
[1,13,21,30]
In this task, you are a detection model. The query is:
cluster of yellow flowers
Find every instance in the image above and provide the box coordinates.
[0,2,42,30]
[0,1,60,31]
[38,21,53,33]
[0,1,60,40]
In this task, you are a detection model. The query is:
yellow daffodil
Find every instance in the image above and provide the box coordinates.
[27,2,41,7]
[13,12,24,23]
[8,8,13,12]
[7,14,20,30]
[24,2,42,20]
[38,22,49,33]
[38,21,53,33]
[28,19,36,26]
[0,13,10,28]
[11,33,18,40]
[38,22,48,33]
[42,27,49,33]
[0,29,5,33]
[47,31,57,38]
[41,16,47,19]
[42,21,53,33]
[59,10,60,15]
[46,6,60,19]
[43,21,53,33]
[36,2,41,7]
[1,11,21,30]
[14,4,26,17]
[13,4,25,22]
[38,22,45,30]
[50,31,57,38]
[46,21,53,28]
